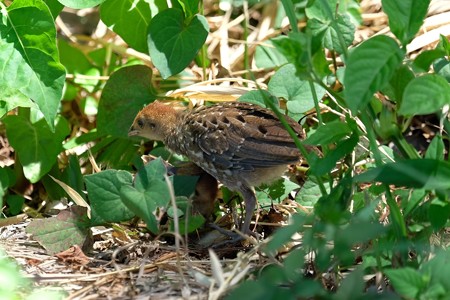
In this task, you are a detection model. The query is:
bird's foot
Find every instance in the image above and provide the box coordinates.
[203,223,260,248]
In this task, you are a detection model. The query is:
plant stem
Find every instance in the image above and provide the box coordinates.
[280,0,299,33]
[360,111,383,166]
[263,92,328,196]
[243,0,250,82]
[309,80,323,126]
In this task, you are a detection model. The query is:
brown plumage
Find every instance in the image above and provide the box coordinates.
[129,100,303,235]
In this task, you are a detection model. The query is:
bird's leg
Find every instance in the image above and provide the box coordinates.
[205,186,258,247]
[239,185,257,235]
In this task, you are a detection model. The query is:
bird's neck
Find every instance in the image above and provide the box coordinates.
[163,110,188,153]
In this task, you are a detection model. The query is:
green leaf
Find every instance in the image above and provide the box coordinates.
[58,39,92,74]
[295,178,326,206]
[120,158,171,233]
[97,65,157,137]
[172,214,205,234]
[6,195,24,215]
[383,65,415,103]
[0,249,29,298]
[425,135,445,160]
[309,132,359,176]
[323,15,355,53]
[120,185,159,233]
[305,0,334,21]
[254,40,288,69]
[374,105,401,140]
[58,39,99,92]
[420,250,450,291]
[225,281,273,300]
[384,268,424,299]
[3,115,69,183]
[310,45,331,79]
[0,168,10,203]
[177,0,199,17]
[402,189,426,217]
[413,49,447,72]
[382,0,431,45]
[26,206,91,255]
[429,199,450,231]
[334,267,364,300]
[306,0,361,25]
[93,137,138,169]
[100,0,151,53]
[80,95,98,115]
[256,177,300,206]
[84,170,135,223]
[354,159,450,190]
[421,284,447,299]
[120,180,171,233]
[336,218,386,248]
[0,0,66,129]
[0,88,35,119]
[57,0,106,9]
[303,120,352,145]
[434,58,450,82]
[437,34,450,56]
[134,158,168,192]
[272,33,309,75]
[308,14,355,54]
[44,0,64,18]
[62,155,86,201]
[344,35,404,113]
[238,90,279,108]
[148,8,209,79]
[268,64,325,114]
[399,74,450,116]
[265,213,305,253]
[315,176,352,223]
[283,248,305,282]
[173,175,198,197]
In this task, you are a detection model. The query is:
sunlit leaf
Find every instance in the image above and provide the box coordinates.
[355,159,450,190]
[148,8,208,79]
[0,0,66,129]
[399,74,450,116]
[344,36,404,113]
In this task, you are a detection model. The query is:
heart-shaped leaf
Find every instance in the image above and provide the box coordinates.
[148,8,209,79]
[84,170,135,223]
[120,185,159,233]
[120,179,170,234]
[26,206,91,255]
[98,65,157,137]
[268,64,326,114]
[100,0,152,53]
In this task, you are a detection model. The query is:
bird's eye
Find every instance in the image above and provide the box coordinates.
[137,119,145,128]
[148,122,156,129]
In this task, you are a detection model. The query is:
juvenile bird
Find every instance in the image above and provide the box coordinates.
[129,100,304,236]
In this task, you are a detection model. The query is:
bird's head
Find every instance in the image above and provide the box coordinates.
[128,100,182,141]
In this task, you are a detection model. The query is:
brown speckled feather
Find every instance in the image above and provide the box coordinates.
[129,100,305,235]
[171,102,302,171]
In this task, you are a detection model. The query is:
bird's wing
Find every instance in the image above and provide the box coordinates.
[184,103,302,170]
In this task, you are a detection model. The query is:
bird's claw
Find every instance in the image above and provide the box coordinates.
[208,223,260,248]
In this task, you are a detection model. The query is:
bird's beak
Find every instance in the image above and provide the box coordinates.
[128,128,140,137]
